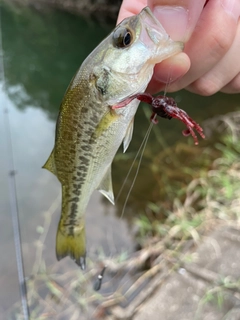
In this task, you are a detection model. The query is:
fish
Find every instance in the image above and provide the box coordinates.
[43,6,183,269]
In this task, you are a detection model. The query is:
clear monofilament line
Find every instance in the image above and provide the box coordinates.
[163,69,173,98]
[116,121,154,204]
[116,118,154,204]
[117,70,173,217]
[120,119,155,219]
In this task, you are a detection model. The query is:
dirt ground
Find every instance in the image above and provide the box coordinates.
[105,223,240,320]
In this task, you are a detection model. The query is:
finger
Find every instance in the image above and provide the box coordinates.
[187,19,240,95]
[147,52,190,93]
[168,0,240,92]
[221,73,240,94]
[117,0,147,24]
[146,0,205,90]
[148,0,206,41]
[118,0,206,39]
[116,0,203,94]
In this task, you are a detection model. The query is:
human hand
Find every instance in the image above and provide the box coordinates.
[117,0,240,95]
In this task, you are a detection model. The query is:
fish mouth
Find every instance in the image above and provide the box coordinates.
[138,7,184,64]
[109,7,184,109]
[139,6,168,41]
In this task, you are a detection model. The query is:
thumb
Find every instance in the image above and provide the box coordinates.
[148,0,206,41]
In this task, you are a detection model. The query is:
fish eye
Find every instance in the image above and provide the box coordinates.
[113,27,133,48]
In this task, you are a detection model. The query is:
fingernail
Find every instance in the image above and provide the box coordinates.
[153,6,190,41]
[221,0,240,22]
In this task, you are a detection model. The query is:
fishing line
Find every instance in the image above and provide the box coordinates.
[118,68,174,218]
[93,71,173,290]
[163,68,173,97]
[120,118,155,219]
[0,5,30,320]
[93,123,154,290]
[116,121,154,203]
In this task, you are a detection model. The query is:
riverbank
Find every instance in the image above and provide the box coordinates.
[95,111,240,319]
[8,110,240,319]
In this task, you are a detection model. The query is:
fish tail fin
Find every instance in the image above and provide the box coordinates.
[56,220,86,270]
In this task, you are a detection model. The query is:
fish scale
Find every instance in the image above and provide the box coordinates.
[43,6,183,269]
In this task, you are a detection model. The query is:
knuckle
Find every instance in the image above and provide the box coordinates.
[222,74,240,93]
[231,80,240,93]
[209,24,233,58]
[190,78,220,96]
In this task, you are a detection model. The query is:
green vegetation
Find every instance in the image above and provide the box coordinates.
[195,276,240,320]
[133,110,240,243]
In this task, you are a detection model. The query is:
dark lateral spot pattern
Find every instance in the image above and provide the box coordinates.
[65,141,95,235]
[81,107,89,113]
[82,145,91,152]
[69,196,79,203]
[69,202,78,235]
[58,99,106,236]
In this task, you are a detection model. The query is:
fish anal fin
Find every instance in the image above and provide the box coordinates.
[56,222,86,270]
[42,149,57,176]
[123,119,134,153]
[97,166,115,205]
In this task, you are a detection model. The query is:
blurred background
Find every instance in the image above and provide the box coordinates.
[1,1,240,319]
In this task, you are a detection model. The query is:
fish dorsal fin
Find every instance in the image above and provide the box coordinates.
[123,119,134,153]
[42,149,57,176]
[97,166,115,205]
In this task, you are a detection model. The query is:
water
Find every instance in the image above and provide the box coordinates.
[0,4,133,316]
[1,2,240,318]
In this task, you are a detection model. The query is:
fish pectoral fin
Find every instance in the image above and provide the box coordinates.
[97,166,115,205]
[42,149,57,176]
[123,119,134,153]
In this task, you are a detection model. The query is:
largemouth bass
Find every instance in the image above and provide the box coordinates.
[43,7,183,269]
